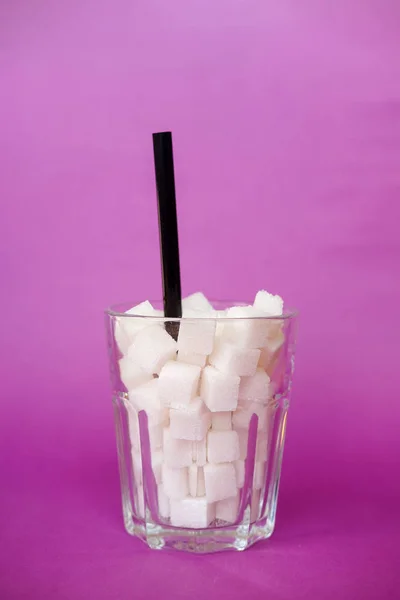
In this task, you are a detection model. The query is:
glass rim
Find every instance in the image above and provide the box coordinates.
[105,300,298,321]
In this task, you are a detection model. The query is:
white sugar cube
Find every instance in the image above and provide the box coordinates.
[189,464,197,497]
[128,379,158,411]
[258,332,285,372]
[207,430,240,464]
[254,291,284,340]
[221,306,270,349]
[158,361,201,409]
[125,301,161,317]
[177,351,207,368]
[253,290,283,316]
[128,379,167,426]
[127,325,177,375]
[215,309,227,338]
[232,402,268,432]
[136,484,145,519]
[209,341,260,377]
[254,461,266,490]
[170,496,215,528]
[131,448,163,484]
[148,423,164,452]
[234,460,245,488]
[235,428,248,460]
[204,463,237,503]
[114,319,136,357]
[126,403,140,450]
[127,404,165,452]
[192,438,207,466]
[239,368,271,404]
[251,489,261,522]
[114,301,161,355]
[157,484,170,519]
[266,328,285,351]
[177,309,217,355]
[163,428,193,468]
[231,405,252,430]
[200,366,240,412]
[119,356,151,391]
[170,397,211,441]
[189,465,206,497]
[182,292,213,313]
[257,405,269,431]
[211,411,232,431]
[216,491,239,523]
[256,435,268,462]
[162,465,189,500]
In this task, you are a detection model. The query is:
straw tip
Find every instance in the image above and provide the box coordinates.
[153,131,172,138]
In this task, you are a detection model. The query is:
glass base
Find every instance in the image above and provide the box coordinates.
[123,511,275,553]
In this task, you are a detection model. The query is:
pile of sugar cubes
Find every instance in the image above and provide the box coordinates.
[116,290,284,528]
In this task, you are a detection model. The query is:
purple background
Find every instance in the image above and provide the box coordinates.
[1,1,399,598]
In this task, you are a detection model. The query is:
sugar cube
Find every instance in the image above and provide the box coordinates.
[189,465,206,497]
[254,461,266,490]
[163,428,193,468]
[118,355,151,391]
[182,292,214,313]
[264,353,281,380]
[215,309,227,338]
[235,428,248,459]
[216,491,239,523]
[158,361,201,409]
[127,405,165,452]
[239,368,271,404]
[211,411,232,431]
[200,366,240,412]
[234,460,245,488]
[177,351,207,368]
[157,484,170,519]
[204,463,237,503]
[177,309,217,355]
[192,438,207,466]
[209,341,260,377]
[221,306,270,349]
[125,301,161,318]
[256,434,268,462]
[266,328,285,351]
[254,291,285,340]
[170,496,215,528]
[170,397,211,441]
[258,331,285,373]
[232,402,268,432]
[253,290,283,316]
[114,301,161,355]
[131,448,163,484]
[128,379,167,426]
[127,325,177,375]
[162,465,189,500]
[207,430,240,464]
[148,423,164,452]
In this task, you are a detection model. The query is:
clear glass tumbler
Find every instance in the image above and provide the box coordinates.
[105,301,298,553]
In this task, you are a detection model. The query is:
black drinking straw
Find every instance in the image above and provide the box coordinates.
[152,132,182,336]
